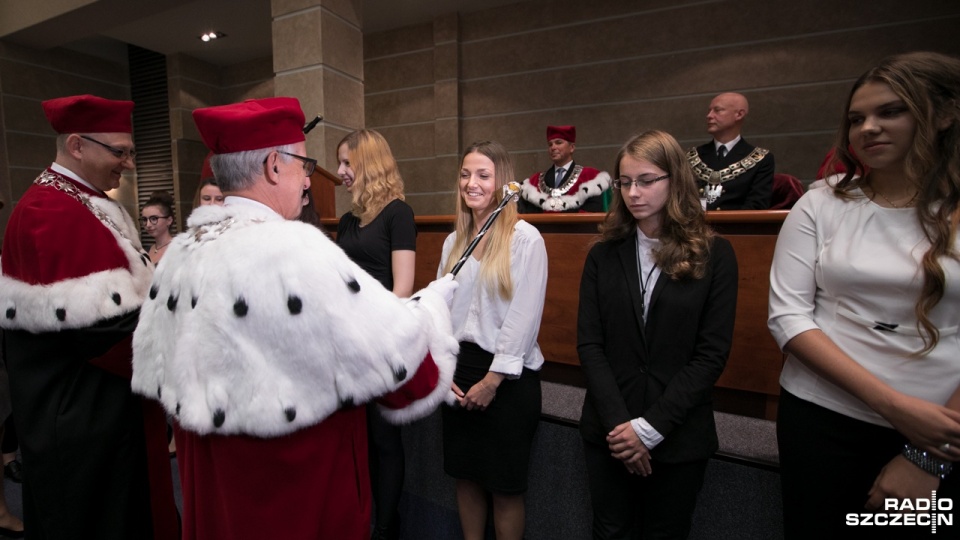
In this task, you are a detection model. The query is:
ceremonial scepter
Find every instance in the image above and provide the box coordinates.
[450,182,521,276]
[300,114,344,187]
[302,114,323,134]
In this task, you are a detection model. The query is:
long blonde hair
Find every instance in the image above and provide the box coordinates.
[339,130,405,224]
[442,141,518,299]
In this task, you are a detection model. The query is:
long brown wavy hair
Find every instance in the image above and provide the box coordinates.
[338,129,405,224]
[830,52,960,354]
[599,130,714,280]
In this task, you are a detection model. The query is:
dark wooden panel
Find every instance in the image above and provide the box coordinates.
[322,211,788,418]
[719,235,784,395]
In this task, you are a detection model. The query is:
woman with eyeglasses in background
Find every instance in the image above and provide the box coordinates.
[141,190,175,264]
[577,130,738,539]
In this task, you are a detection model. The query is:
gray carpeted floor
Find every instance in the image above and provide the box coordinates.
[1,380,784,539]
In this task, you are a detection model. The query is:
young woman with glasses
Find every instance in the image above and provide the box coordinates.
[578,130,738,539]
[140,190,175,264]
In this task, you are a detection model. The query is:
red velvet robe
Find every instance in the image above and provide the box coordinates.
[1,169,178,540]
[174,407,370,539]
[130,199,457,540]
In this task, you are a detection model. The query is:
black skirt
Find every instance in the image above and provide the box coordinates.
[442,341,541,495]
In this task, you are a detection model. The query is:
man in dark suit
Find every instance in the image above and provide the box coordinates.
[688,92,774,210]
[518,125,611,213]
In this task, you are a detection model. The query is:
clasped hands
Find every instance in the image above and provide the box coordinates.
[452,373,503,412]
[608,421,652,476]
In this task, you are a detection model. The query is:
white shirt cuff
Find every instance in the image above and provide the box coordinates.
[631,417,664,450]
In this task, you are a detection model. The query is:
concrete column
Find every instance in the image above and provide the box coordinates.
[272,0,363,218]
[433,13,460,161]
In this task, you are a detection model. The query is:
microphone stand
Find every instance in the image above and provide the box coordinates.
[451,182,521,276]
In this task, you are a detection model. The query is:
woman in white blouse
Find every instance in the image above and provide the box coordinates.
[769,52,960,539]
[439,140,547,540]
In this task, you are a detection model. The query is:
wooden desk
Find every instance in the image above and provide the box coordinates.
[323,211,788,419]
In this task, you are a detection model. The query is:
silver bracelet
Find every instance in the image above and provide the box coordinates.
[902,444,953,480]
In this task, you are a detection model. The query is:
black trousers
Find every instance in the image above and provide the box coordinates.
[778,389,958,540]
[367,403,404,534]
[582,438,707,540]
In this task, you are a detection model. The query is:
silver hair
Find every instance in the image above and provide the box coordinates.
[211,143,297,192]
[55,134,70,155]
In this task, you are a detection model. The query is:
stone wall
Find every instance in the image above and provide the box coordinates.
[363,0,960,216]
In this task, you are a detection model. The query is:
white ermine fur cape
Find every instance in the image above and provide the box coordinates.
[131,203,458,437]
[0,194,152,332]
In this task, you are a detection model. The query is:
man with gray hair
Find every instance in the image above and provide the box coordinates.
[687,92,775,210]
[132,97,459,539]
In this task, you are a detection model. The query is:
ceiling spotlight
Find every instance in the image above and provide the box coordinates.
[199,31,226,42]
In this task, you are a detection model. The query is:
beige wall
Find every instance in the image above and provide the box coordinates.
[0,40,272,244]
[168,53,274,223]
[0,40,134,242]
[2,0,960,232]
[364,0,960,216]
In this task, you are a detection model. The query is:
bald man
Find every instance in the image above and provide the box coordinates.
[687,92,774,210]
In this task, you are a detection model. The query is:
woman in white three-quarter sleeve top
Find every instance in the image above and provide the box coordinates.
[439,140,547,540]
[769,52,960,540]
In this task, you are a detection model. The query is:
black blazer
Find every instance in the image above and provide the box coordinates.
[577,234,738,463]
[695,139,774,210]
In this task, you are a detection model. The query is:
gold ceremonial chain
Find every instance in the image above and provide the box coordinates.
[34,171,139,247]
[536,165,586,210]
[189,216,266,246]
[688,147,769,184]
[538,164,584,197]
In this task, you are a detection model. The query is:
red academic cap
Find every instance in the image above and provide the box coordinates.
[547,125,576,143]
[200,151,215,180]
[193,97,306,154]
[41,94,134,134]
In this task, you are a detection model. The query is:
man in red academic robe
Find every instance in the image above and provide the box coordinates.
[518,124,611,213]
[0,95,178,539]
[131,97,459,540]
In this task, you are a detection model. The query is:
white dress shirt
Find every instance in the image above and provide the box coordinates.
[714,135,741,157]
[438,220,547,377]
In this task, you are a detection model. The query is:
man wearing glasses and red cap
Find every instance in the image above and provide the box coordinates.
[131,97,459,539]
[0,95,178,539]
[518,125,611,213]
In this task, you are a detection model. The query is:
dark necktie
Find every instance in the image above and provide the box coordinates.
[717,146,727,159]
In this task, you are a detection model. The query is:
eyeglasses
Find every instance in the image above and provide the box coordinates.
[139,215,170,225]
[81,135,137,161]
[613,174,669,190]
[276,151,317,177]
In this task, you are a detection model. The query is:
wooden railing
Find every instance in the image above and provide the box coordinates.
[322,211,789,419]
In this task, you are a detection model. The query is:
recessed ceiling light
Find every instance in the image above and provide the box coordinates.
[199,31,227,42]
